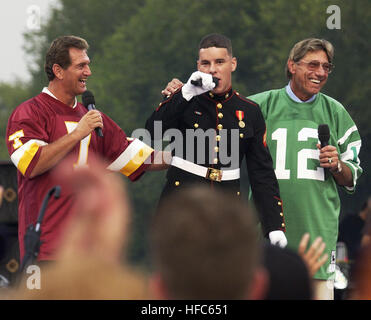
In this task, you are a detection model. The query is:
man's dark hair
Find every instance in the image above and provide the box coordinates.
[199,33,233,56]
[150,186,259,299]
[44,35,89,81]
[263,243,312,300]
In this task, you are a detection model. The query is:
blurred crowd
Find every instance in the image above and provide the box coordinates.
[0,160,369,300]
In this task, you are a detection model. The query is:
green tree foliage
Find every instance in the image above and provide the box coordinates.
[0,82,31,159]
[1,0,369,266]
[24,0,145,97]
[318,0,371,137]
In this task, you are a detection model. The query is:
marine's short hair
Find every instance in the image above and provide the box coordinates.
[199,33,233,56]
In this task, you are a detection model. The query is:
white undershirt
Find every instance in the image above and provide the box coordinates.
[42,87,77,108]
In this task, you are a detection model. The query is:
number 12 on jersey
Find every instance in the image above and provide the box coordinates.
[271,127,324,181]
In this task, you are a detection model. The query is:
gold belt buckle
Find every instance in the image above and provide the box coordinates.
[206,168,222,182]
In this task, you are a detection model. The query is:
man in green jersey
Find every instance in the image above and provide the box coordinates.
[248,38,362,299]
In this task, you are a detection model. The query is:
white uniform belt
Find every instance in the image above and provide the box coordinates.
[171,156,240,182]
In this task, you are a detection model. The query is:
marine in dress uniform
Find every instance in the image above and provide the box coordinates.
[145,82,285,237]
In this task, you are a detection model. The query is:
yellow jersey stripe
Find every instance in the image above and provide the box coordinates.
[107,138,154,174]
[119,143,153,177]
[10,139,47,175]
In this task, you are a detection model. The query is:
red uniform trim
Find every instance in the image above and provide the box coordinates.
[235,92,259,107]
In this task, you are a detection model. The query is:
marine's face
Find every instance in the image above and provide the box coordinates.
[287,50,330,101]
[197,47,237,94]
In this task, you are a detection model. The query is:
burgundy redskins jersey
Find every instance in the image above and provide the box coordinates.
[6,92,153,260]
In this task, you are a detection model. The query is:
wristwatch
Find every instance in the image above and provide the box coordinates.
[331,161,343,174]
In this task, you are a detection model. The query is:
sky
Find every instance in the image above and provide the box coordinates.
[0,0,59,83]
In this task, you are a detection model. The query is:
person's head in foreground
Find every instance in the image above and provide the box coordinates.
[150,186,267,299]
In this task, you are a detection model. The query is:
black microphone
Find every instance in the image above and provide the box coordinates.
[191,77,219,88]
[318,124,330,148]
[82,90,104,137]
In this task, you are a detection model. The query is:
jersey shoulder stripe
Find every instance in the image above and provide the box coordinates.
[338,126,358,145]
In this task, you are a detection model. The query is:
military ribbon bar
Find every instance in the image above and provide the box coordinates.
[235,110,244,120]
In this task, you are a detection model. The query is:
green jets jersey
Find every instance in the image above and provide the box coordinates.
[249,88,362,280]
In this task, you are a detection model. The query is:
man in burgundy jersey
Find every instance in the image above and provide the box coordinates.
[6,36,169,262]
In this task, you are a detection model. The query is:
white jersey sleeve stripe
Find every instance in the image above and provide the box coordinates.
[340,140,362,165]
[337,125,358,145]
[342,160,359,192]
[340,140,362,193]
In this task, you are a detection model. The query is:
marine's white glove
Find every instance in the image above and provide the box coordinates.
[181,71,216,101]
[269,230,288,248]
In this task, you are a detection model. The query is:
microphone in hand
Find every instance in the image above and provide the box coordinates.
[82,90,104,137]
[191,77,219,88]
[182,71,217,101]
[318,124,330,148]
[318,124,331,178]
